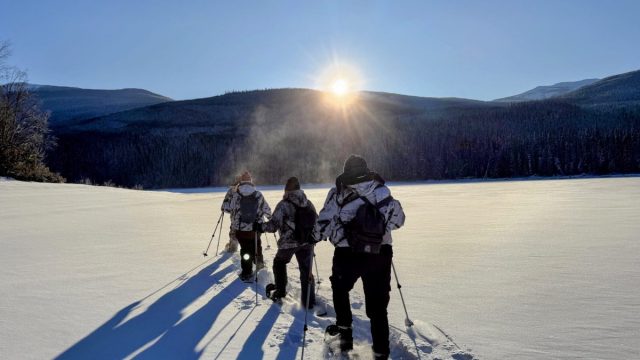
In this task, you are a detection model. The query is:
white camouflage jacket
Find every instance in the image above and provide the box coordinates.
[313,180,405,247]
[223,182,272,231]
[262,189,317,249]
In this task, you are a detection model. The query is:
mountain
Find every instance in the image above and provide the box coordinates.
[559,69,640,107]
[45,70,640,188]
[58,88,498,134]
[27,84,173,128]
[494,78,599,102]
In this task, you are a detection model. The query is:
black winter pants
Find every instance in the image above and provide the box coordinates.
[272,244,315,307]
[330,245,393,355]
[236,231,263,276]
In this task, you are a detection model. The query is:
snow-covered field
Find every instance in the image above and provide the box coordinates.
[1,177,639,359]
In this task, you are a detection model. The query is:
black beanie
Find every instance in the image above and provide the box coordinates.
[340,154,372,185]
[285,176,300,191]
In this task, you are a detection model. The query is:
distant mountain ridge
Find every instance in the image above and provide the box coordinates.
[58,88,500,134]
[27,84,172,127]
[559,69,640,107]
[494,78,599,102]
[39,69,640,188]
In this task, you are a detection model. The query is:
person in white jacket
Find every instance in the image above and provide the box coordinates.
[227,171,271,280]
[314,155,405,360]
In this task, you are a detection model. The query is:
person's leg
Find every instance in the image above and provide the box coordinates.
[361,246,393,356]
[237,231,255,277]
[272,247,295,297]
[330,247,359,351]
[294,244,315,308]
[225,229,238,252]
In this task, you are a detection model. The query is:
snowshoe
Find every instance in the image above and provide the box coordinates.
[325,324,353,352]
[265,283,286,303]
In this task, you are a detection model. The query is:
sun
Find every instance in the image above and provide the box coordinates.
[330,78,350,96]
[314,60,363,108]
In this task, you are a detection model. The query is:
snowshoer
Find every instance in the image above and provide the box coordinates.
[228,171,271,281]
[221,176,241,253]
[314,155,405,360]
[262,177,318,307]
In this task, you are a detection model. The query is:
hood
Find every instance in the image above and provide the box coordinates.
[238,182,256,196]
[340,179,390,205]
[348,180,378,197]
[283,189,308,207]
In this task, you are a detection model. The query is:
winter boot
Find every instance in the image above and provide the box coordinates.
[325,324,353,352]
[239,272,253,282]
[373,351,390,360]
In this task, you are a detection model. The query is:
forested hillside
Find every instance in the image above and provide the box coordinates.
[46,80,640,188]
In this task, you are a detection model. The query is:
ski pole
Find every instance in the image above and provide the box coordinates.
[391,260,414,327]
[314,253,321,285]
[214,212,225,256]
[301,244,315,360]
[265,232,271,250]
[254,231,259,306]
[202,212,223,257]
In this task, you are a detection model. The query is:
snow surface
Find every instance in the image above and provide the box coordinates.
[1,178,639,359]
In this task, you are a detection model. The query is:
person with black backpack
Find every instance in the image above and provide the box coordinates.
[228,171,271,281]
[313,155,405,360]
[261,177,318,307]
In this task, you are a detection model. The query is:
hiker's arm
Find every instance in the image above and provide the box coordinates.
[221,188,233,213]
[312,188,337,242]
[258,194,272,221]
[262,202,284,233]
[386,198,405,231]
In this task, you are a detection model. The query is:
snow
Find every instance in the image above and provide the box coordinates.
[1,178,639,359]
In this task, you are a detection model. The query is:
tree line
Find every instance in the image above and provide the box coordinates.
[48,99,640,188]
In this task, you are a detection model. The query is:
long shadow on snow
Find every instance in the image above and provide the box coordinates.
[56,254,238,360]
[136,275,252,359]
[236,304,286,359]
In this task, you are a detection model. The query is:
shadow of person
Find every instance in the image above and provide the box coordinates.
[274,311,304,360]
[135,273,253,359]
[236,303,284,359]
[56,254,238,360]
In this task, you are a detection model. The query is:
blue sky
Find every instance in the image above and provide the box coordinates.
[1,0,639,100]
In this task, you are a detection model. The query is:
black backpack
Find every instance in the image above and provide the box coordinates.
[288,201,318,244]
[343,196,392,254]
[239,193,259,224]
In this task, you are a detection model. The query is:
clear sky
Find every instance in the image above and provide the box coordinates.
[1,0,639,101]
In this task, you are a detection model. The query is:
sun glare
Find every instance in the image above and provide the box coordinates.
[331,78,349,96]
[313,60,364,108]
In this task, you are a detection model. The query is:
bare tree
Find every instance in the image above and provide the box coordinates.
[0,41,63,181]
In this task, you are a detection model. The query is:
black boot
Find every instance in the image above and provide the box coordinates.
[373,351,389,360]
[325,324,353,352]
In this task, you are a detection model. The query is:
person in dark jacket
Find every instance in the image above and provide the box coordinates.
[313,155,405,360]
[262,177,317,307]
